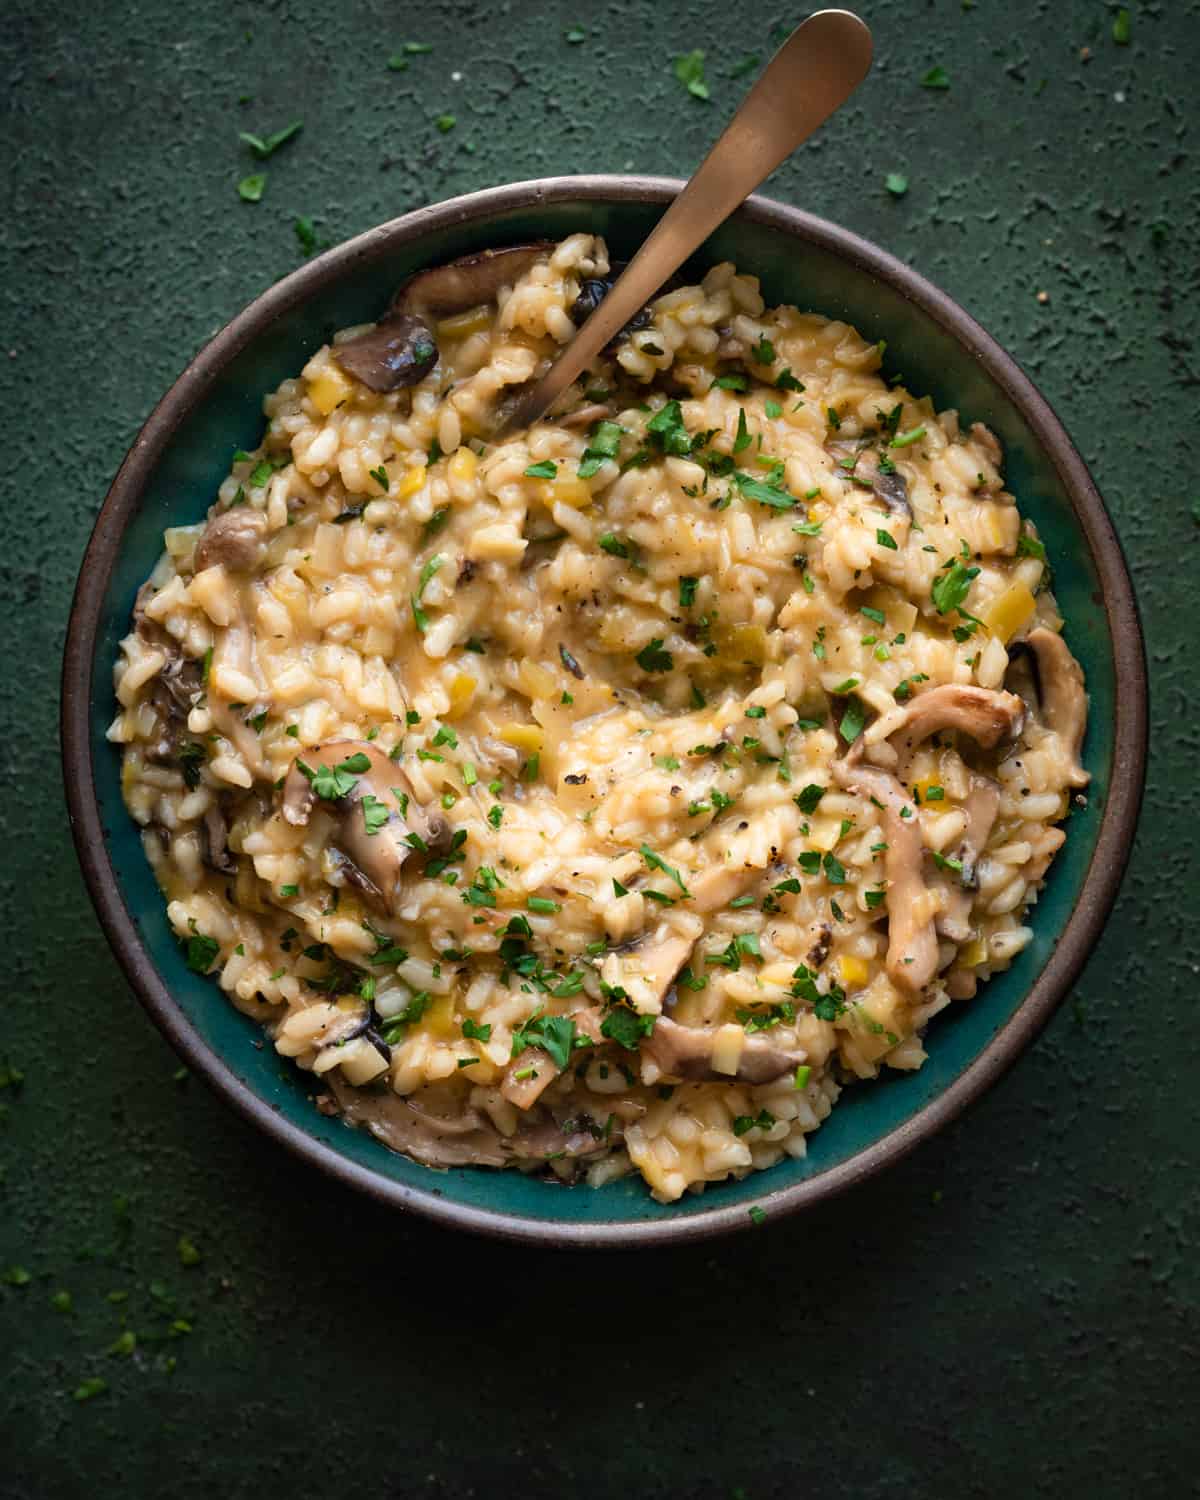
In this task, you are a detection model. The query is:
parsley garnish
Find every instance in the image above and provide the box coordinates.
[920,65,950,90]
[600,1006,656,1050]
[524,460,557,479]
[578,420,624,477]
[931,559,980,615]
[639,843,689,894]
[635,638,673,673]
[673,49,710,101]
[239,120,303,158]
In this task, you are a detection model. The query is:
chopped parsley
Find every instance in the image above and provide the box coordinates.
[578,420,624,477]
[184,934,219,973]
[524,460,558,479]
[794,783,826,816]
[931,559,980,615]
[361,793,390,835]
[885,172,909,196]
[639,844,689,894]
[237,173,267,202]
[511,1012,578,1070]
[635,638,674,673]
[679,576,698,607]
[672,48,710,101]
[838,696,867,745]
[733,471,796,510]
[239,120,303,158]
[600,1006,656,1050]
[920,65,950,90]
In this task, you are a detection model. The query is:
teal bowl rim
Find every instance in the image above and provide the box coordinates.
[61,175,1148,1247]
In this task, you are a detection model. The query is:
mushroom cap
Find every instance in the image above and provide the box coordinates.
[193,507,268,574]
[332,243,552,395]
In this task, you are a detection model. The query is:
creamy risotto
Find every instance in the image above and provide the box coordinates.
[111,236,1089,1202]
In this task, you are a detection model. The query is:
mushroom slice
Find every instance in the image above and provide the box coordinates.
[335,244,553,394]
[642,1016,804,1085]
[202,801,236,876]
[1012,627,1090,788]
[933,773,1000,942]
[888,684,1026,754]
[327,1076,510,1168]
[391,243,552,323]
[193,507,268,574]
[833,756,941,993]
[333,313,440,394]
[281,740,447,916]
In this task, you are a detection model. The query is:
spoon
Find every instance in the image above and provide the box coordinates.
[499,9,873,436]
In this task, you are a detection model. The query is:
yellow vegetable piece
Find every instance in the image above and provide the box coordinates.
[395,465,426,500]
[960,936,988,968]
[446,673,476,717]
[838,954,871,988]
[498,723,544,753]
[308,365,352,416]
[448,447,477,485]
[539,476,593,509]
[517,660,556,700]
[423,993,458,1040]
[912,776,952,806]
[437,304,492,340]
[980,582,1036,645]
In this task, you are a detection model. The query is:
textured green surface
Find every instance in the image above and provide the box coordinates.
[2,0,1197,1494]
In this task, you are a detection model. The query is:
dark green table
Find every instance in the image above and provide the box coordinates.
[3,2,1196,1493]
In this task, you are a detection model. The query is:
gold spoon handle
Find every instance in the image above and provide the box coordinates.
[500,9,873,435]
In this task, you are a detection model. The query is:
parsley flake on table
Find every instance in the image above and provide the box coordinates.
[239,120,302,158]
[920,65,950,89]
[886,172,909,196]
[294,216,318,256]
[673,49,710,101]
[237,173,267,202]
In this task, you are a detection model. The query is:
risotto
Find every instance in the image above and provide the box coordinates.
[111,235,1089,1202]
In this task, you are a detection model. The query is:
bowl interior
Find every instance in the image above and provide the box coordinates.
[80,186,1122,1239]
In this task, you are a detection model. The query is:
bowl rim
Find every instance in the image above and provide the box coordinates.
[61,174,1148,1248]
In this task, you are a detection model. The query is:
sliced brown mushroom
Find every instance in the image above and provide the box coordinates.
[832,754,941,992]
[133,583,205,763]
[333,314,440,394]
[888,683,1025,754]
[870,468,911,518]
[558,402,614,430]
[202,801,236,876]
[1008,627,1090,788]
[826,439,913,519]
[642,1015,804,1085]
[325,1074,610,1170]
[193,507,269,574]
[933,773,1000,942]
[281,741,447,916]
[333,244,551,394]
[836,684,1025,993]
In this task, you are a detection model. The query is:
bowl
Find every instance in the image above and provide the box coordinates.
[62,176,1147,1247]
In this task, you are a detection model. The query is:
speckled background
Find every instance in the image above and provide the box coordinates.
[2,1,1197,1494]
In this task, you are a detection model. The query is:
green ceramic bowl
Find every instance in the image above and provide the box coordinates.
[62,177,1147,1247]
